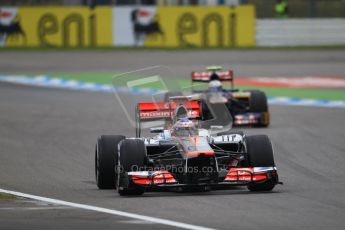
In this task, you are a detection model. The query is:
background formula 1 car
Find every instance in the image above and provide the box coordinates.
[189,66,270,127]
[95,97,279,196]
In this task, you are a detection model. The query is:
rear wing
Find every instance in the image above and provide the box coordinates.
[137,101,201,121]
[191,70,234,82]
[135,99,202,137]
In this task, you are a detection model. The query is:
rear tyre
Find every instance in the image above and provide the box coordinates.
[95,135,125,189]
[248,90,270,127]
[245,135,276,192]
[118,139,147,196]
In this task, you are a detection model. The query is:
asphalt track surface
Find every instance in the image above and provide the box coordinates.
[1,50,345,230]
[1,49,345,77]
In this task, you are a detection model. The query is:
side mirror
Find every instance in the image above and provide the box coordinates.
[150,127,164,133]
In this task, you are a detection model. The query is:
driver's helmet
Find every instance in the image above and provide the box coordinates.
[209,79,223,92]
[210,73,220,81]
[172,118,198,136]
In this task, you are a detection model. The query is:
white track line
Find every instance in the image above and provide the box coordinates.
[0,188,216,230]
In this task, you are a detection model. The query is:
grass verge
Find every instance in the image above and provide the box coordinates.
[0,193,16,199]
[47,72,345,101]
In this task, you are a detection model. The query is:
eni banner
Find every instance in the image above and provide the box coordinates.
[0,6,254,48]
[0,7,112,47]
[113,6,255,47]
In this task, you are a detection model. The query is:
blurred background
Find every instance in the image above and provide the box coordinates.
[1,0,345,48]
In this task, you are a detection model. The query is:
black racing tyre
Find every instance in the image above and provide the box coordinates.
[247,90,268,112]
[164,91,183,101]
[95,135,125,190]
[247,90,270,127]
[245,135,276,192]
[118,139,147,196]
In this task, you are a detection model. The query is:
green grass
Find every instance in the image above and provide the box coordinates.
[49,72,185,89]
[0,193,16,199]
[237,86,345,101]
[50,72,116,84]
[44,72,345,101]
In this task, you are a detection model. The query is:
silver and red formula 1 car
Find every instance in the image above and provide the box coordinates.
[95,96,279,196]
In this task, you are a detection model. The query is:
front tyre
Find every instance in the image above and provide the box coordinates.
[245,135,277,192]
[95,135,125,189]
[118,139,147,196]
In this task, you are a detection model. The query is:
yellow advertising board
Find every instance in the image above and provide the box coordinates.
[141,6,255,47]
[1,5,255,48]
[3,7,112,47]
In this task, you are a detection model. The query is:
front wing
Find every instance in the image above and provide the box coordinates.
[123,167,278,191]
